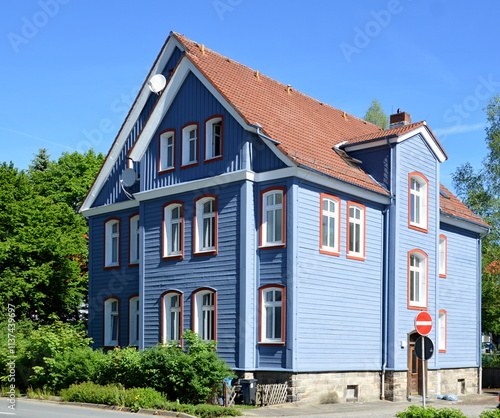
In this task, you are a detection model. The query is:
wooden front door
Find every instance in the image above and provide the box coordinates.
[408,332,425,395]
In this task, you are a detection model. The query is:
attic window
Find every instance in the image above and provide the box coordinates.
[333,147,362,169]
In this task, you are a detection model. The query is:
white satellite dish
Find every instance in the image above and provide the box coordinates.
[122,168,137,187]
[147,74,167,95]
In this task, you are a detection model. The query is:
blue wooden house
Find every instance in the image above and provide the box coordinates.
[80,32,489,403]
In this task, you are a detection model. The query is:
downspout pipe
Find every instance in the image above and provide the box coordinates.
[248,123,281,144]
[478,227,491,394]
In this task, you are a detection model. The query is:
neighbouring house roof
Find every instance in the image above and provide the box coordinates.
[485,260,500,274]
[439,184,490,228]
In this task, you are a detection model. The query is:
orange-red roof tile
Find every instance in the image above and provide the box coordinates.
[440,184,489,228]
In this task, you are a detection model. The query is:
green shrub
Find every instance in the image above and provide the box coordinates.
[120,387,167,412]
[396,405,467,418]
[480,409,500,418]
[61,382,123,406]
[482,354,500,368]
[96,347,142,388]
[192,403,243,418]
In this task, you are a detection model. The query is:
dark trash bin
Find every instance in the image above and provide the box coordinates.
[240,379,258,405]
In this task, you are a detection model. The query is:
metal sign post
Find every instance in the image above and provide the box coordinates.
[415,312,433,408]
[422,337,426,407]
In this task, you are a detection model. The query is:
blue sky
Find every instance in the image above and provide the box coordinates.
[1,0,498,192]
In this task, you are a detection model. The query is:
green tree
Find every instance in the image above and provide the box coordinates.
[29,148,51,172]
[453,94,500,335]
[0,150,104,322]
[363,99,389,129]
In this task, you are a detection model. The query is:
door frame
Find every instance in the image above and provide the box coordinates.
[408,331,427,396]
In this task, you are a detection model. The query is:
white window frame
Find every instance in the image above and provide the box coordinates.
[162,291,182,344]
[347,203,365,259]
[159,130,175,171]
[129,214,140,265]
[205,117,223,160]
[129,296,139,346]
[409,251,427,308]
[163,203,183,258]
[409,174,428,230]
[320,195,340,254]
[182,124,197,166]
[439,235,447,277]
[104,297,119,347]
[261,188,285,247]
[260,286,285,344]
[105,219,120,267]
[439,310,447,352]
[195,196,217,253]
[194,289,216,341]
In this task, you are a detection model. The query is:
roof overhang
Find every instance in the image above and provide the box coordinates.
[344,124,447,163]
[440,211,490,235]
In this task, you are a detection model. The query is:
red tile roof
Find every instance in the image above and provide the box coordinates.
[172,32,388,196]
[171,33,487,229]
[439,184,489,228]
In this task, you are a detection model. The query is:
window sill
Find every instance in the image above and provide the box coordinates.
[259,341,286,346]
[439,274,447,278]
[103,345,119,350]
[162,254,183,261]
[104,265,120,270]
[409,224,428,233]
[320,249,340,256]
[439,349,446,353]
[194,249,217,257]
[407,305,428,311]
[181,162,198,169]
[346,254,365,261]
[128,263,139,268]
[259,243,286,250]
[158,167,175,174]
[204,156,223,163]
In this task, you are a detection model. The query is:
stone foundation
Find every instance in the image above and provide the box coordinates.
[237,367,479,405]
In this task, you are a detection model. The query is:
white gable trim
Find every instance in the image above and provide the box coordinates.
[440,212,489,234]
[79,36,187,213]
[344,126,447,163]
[81,199,139,217]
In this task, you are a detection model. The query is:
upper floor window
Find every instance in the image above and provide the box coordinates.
[163,202,184,259]
[162,291,182,344]
[193,288,216,341]
[409,173,428,232]
[129,296,139,346]
[182,123,198,166]
[129,214,140,266]
[439,235,447,277]
[104,297,119,347]
[408,250,428,308]
[205,116,223,161]
[320,194,340,255]
[259,285,285,344]
[438,309,447,352]
[347,202,365,260]
[194,195,217,255]
[105,218,120,268]
[261,188,286,247]
[159,130,175,172]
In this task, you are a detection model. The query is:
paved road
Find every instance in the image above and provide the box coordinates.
[0,398,157,418]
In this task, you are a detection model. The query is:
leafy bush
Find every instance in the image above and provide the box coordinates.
[480,409,500,418]
[482,354,500,368]
[96,347,142,388]
[61,382,242,416]
[396,405,467,418]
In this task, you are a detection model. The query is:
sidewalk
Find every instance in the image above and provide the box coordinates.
[241,391,500,418]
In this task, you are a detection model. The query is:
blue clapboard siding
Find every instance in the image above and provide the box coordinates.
[351,145,391,191]
[437,223,480,368]
[294,181,384,371]
[141,72,284,191]
[92,48,183,208]
[141,181,241,366]
[87,210,140,348]
[391,133,440,370]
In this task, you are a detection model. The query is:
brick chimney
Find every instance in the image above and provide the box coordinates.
[389,110,411,128]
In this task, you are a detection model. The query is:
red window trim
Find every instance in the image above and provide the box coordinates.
[180,122,199,169]
[439,309,447,353]
[104,217,121,270]
[258,284,286,345]
[408,172,429,233]
[103,296,120,349]
[127,294,139,347]
[319,193,341,256]
[192,287,217,341]
[439,234,447,278]
[193,194,218,256]
[204,115,224,163]
[158,129,176,174]
[162,201,185,260]
[346,201,366,261]
[259,187,287,249]
[128,213,140,267]
[407,249,429,310]
[160,290,183,346]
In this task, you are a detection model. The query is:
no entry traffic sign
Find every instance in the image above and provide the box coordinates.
[415,311,433,336]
